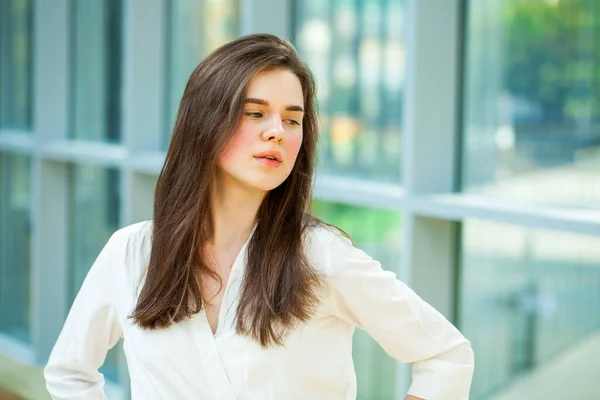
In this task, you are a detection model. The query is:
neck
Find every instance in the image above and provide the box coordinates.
[210,173,265,249]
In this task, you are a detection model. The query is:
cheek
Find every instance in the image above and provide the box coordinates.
[219,126,255,165]
[283,134,303,164]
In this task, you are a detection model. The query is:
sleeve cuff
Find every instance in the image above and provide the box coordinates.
[406,359,474,400]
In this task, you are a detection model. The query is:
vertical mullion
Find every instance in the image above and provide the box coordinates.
[119,0,167,392]
[239,0,253,36]
[240,0,291,39]
[121,0,166,154]
[32,159,70,364]
[399,0,462,397]
[401,0,462,311]
[452,0,468,333]
[121,0,166,222]
[31,0,71,365]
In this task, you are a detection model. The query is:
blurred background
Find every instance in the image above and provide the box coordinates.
[0,0,599,399]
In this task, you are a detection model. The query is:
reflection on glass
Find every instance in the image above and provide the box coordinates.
[0,153,32,342]
[0,0,33,130]
[462,0,600,207]
[165,0,239,147]
[459,219,600,399]
[295,0,405,182]
[313,200,402,400]
[70,0,122,142]
[68,164,121,381]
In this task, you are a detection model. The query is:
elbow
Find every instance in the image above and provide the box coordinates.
[457,336,474,361]
[44,362,68,399]
[452,338,475,375]
[455,340,475,397]
[453,338,475,391]
[44,361,104,399]
[44,365,62,399]
[462,339,475,371]
[409,340,475,399]
[44,361,58,391]
[423,336,475,377]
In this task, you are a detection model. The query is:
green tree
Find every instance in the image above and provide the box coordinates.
[502,0,600,124]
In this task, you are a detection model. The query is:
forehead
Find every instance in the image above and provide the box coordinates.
[246,69,304,106]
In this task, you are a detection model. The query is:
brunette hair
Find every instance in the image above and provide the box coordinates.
[130,33,324,346]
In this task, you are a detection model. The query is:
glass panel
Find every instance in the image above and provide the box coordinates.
[462,0,600,208]
[0,153,32,342]
[165,0,239,147]
[459,219,600,399]
[70,0,123,142]
[68,164,121,381]
[312,200,402,400]
[0,0,33,130]
[295,0,405,182]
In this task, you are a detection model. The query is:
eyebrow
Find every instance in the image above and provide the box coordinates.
[244,98,304,113]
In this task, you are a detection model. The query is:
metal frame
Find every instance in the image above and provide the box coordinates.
[396,0,463,395]
[0,0,598,398]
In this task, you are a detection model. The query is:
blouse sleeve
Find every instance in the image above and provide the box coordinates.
[324,231,474,400]
[44,231,125,400]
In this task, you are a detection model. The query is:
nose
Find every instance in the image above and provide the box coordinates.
[261,115,284,142]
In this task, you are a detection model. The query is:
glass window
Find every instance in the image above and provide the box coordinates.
[459,219,600,399]
[0,0,33,130]
[68,164,121,381]
[295,0,405,182]
[0,153,32,343]
[70,0,123,142]
[462,0,600,208]
[165,0,239,147]
[312,200,402,399]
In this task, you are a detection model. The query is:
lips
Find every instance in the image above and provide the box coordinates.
[254,157,281,167]
[254,149,282,162]
[254,149,283,168]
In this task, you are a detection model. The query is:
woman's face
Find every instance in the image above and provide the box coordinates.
[217,69,305,194]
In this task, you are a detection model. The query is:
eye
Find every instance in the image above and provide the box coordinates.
[285,119,301,126]
[244,111,263,118]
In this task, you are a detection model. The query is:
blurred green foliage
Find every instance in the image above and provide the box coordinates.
[312,200,402,244]
[502,0,600,123]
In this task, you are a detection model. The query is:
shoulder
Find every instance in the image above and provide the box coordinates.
[304,222,350,249]
[102,220,154,301]
[101,220,153,273]
[111,219,153,242]
[303,220,354,275]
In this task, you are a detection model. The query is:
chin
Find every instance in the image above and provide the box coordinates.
[221,168,287,194]
[251,180,286,193]
[245,175,289,193]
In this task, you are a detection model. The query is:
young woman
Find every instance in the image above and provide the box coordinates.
[45,34,474,400]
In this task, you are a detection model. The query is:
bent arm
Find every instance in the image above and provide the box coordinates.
[325,232,474,400]
[44,233,124,399]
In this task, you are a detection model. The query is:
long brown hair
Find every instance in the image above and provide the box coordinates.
[130,34,323,347]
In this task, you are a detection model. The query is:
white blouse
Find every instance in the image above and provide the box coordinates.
[44,220,474,400]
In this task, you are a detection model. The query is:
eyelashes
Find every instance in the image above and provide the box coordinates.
[244,112,301,126]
